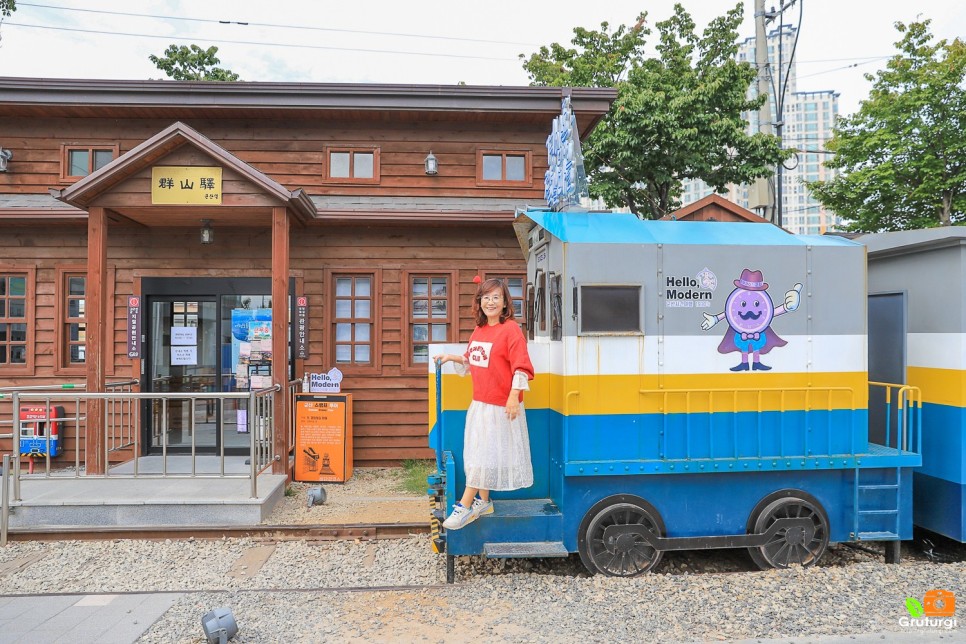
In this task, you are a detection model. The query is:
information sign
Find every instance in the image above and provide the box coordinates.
[294,393,353,483]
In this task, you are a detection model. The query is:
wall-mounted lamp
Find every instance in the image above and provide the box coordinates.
[0,148,12,173]
[424,151,438,176]
[200,219,214,245]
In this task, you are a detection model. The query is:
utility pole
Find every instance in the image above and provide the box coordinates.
[752,0,776,224]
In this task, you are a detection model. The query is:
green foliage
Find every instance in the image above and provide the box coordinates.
[398,459,435,496]
[0,0,15,17]
[807,20,966,232]
[521,4,785,219]
[149,44,241,81]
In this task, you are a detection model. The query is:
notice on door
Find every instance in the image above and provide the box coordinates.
[293,393,353,483]
[171,345,198,366]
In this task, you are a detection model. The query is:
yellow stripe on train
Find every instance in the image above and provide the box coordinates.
[433,371,868,417]
[907,366,966,407]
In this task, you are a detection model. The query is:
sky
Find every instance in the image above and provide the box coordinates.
[0,0,963,116]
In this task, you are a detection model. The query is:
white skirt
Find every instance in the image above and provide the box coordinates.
[463,400,533,491]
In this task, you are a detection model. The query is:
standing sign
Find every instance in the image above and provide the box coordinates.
[295,296,308,359]
[544,96,589,211]
[294,393,353,483]
[127,296,141,358]
[309,368,343,393]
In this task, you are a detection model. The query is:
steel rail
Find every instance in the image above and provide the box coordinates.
[3,522,430,542]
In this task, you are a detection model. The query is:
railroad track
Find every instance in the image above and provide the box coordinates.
[4,522,430,542]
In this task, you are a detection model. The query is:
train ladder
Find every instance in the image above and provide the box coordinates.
[853,466,901,542]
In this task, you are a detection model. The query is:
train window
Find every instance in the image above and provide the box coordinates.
[526,283,535,340]
[550,274,562,341]
[535,270,546,333]
[579,285,641,334]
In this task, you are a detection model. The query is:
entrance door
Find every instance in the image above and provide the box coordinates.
[147,298,218,452]
[142,277,294,456]
[868,292,906,446]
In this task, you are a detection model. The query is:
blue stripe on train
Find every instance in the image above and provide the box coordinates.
[920,402,966,483]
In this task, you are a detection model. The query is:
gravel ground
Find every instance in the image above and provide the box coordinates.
[1,468,964,643]
[262,467,428,525]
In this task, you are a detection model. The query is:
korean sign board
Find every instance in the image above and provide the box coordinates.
[295,296,308,359]
[294,393,353,483]
[126,296,141,358]
[151,166,223,205]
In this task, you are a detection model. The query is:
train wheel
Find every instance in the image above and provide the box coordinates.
[747,493,829,570]
[577,495,665,577]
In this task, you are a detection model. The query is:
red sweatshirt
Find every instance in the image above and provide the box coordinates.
[463,321,535,405]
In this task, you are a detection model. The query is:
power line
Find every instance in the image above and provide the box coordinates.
[795,55,891,64]
[797,57,889,80]
[4,22,519,62]
[18,2,537,47]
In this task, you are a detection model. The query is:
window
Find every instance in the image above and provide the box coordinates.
[0,270,33,370]
[405,272,456,368]
[60,144,118,181]
[477,150,531,186]
[63,273,86,367]
[324,147,380,183]
[579,285,641,334]
[330,272,380,369]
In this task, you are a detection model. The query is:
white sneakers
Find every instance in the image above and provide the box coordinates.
[471,497,493,517]
[442,497,494,530]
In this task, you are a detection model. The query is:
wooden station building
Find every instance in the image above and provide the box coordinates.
[0,77,615,470]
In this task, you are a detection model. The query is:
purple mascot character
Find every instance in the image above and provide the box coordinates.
[701,269,802,371]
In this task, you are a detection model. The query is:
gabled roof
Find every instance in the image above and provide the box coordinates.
[664,193,769,223]
[50,121,316,220]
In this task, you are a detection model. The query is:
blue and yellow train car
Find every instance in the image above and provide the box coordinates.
[863,228,966,543]
[429,209,921,578]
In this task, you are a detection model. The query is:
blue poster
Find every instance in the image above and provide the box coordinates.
[230,308,272,390]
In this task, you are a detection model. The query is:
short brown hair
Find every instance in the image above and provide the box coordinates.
[473,278,515,327]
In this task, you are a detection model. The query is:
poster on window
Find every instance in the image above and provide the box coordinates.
[171,345,198,365]
[171,326,197,346]
[230,308,272,391]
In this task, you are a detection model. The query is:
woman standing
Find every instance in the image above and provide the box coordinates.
[435,278,534,530]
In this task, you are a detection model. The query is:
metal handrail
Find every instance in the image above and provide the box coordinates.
[639,385,857,460]
[7,386,281,499]
[0,379,138,394]
[868,381,922,454]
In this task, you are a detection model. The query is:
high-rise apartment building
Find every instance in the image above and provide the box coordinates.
[681,25,842,235]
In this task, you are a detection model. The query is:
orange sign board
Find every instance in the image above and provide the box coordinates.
[294,393,353,483]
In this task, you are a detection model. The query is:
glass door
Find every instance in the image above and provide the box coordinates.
[219,294,275,450]
[147,298,218,452]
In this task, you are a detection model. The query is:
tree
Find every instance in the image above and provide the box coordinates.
[807,20,965,232]
[521,4,786,219]
[0,0,16,17]
[149,44,240,81]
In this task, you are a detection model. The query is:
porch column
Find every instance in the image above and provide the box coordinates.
[271,206,291,475]
[85,207,108,474]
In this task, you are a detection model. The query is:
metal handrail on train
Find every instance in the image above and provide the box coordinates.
[639,386,856,460]
[9,386,280,499]
[868,381,923,454]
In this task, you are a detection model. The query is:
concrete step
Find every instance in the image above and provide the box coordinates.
[7,472,287,529]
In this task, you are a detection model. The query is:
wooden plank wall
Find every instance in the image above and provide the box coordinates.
[0,221,526,466]
[0,117,549,199]
[0,114,546,465]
